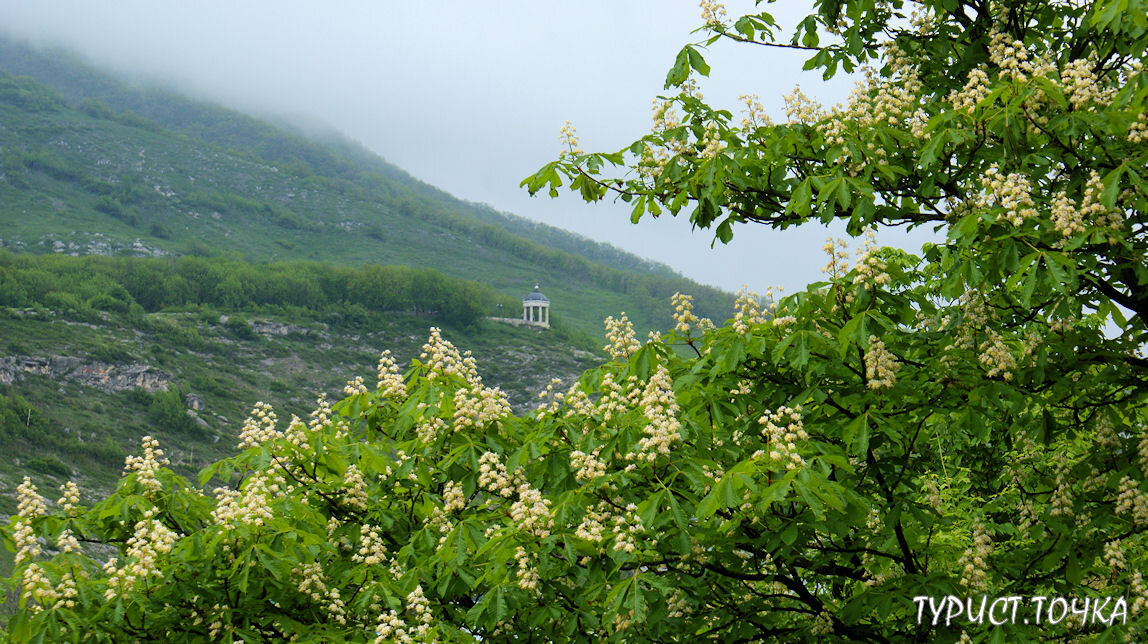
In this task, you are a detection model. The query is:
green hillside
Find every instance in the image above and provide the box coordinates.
[0,251,602,512]
[0,36,730,339]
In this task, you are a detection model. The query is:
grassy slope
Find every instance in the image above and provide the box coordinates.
[0,36,732,339]
[0,303,599,516]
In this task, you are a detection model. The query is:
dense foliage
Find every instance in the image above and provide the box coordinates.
[3,0,1148,641]
[0,250,511,327]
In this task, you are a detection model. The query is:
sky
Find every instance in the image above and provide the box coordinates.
[0,0,939,294]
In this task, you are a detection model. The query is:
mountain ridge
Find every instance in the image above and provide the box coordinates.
[0,35,691,284]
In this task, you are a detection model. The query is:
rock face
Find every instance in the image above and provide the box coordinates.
[250,321,311,337]
[185,393,205,411]
[0,356,170,393]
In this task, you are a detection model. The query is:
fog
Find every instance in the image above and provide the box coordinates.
[0,0,938,294]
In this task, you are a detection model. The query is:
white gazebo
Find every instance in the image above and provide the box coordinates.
[522,285,550,328]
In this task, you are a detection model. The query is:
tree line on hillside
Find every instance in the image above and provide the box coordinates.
[0,251,518,327]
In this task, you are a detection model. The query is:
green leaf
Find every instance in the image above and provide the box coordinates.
[843,413,870,456]
[685,46,711,77]
[1101,164,1126,209]
[787,178,813,216]
[715,219,734,244]
[665,48,690,88]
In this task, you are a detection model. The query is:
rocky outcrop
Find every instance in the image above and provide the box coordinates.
[250,321,312,337]
[0,356,170,393]
[185,393,205,410]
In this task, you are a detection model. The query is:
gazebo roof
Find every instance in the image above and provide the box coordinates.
[523,285,549,303]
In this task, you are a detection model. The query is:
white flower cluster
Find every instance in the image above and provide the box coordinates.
[852,228,890,290]
[477,451,552,537]
[510,484,554,539]
[211,468,282,527]
[949,69,991,113]
[672,292,699,335]
[1131,571,1148,615]
[442,480,467,513]
[352,524,389,566]
[1048,454,1074,518]
[415,411,446,444]
[987,26,1039,83]
[667,589,691,618]
[630,365,682,462]
[758,405,809,470]
[477,451,515,497]
[56,528,80,554]
[14,477,47,565]
[738,93,771,130]
[103,508,179,600]
[865,335,900,390]
[310,393,333,431]
[515,546,540,593]
[374,610,413,644]
[603,313,641,359]
[406,584,434,635]
[559,120,583,156]
[312,392,350,440]
[784,85,823,125]
[943,289,992,359]
[611,503,644,554]
[822,237,850,279]
[57,480,80,514]
[420,327,481,385]
[575,503,608,544]
[822,42,921,164]
[594,372,637,421]
[976,163,1038,227]
[122,435,170,498]
[697,123,726,160]
[1061,57,1115,110]
[1116,476,1148,526]
[921,478,944,510]
[699,0,727,29]
[733,286,769,334]
[294,561,347,626]
[1138,427,1148,476]
[376,349,407,398]
[978,328,1016,381]
[1051,170,1123,243]
[238,401,279,449]
[1129,112,1148,144]
[1104,539,1126,570]
[1095,416,1119,449]
[638,100,683,181]
[343,464,369,512]
[570,447,607,482]
[280,414,310,449]
[343,375,368,396]
[535,378,567,417]
[1049,190,1085,241]
[561,384,594,418]
[21,564,56,615]
[453,383,510,431]
[958,520,993,592]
